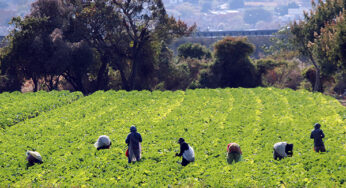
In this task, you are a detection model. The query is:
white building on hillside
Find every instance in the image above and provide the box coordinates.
[163,0,184,5]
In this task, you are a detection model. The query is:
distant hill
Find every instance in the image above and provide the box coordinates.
[0,0,310,35]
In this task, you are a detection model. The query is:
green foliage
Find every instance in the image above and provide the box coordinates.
[178,43,212,60]
[205,37,258,88]
[290,0,345,91]
[310,12,346,76]
[255,58,284,75]
[0,88,344,186]
[255,59,304,89]
[1,0,196,92]
[0,91,83,128]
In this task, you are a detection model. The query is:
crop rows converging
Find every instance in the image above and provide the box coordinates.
[0,91,83,128]
[0,88,345,187]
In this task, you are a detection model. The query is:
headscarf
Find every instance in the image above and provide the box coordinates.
[94,135,111,149]
[130,126,137,132]
[227,143,242,154]
[314,123,321,129]
[26,151,43,163]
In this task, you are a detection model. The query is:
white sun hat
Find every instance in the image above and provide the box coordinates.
[94,135,111,148]
[26,151,43,162]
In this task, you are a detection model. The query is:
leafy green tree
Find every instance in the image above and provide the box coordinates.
[310,12,346,76]
[1,16,55,92]
[178,43,211,59]
[1,0,195,92]
[290,0,345,92]
[205,37,258,88]
[73,0,195,91]
[0,0,93,92]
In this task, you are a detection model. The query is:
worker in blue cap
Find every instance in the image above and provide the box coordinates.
[125,125,142,163]
[310,123,326,152]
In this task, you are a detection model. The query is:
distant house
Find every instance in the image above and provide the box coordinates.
[163,0,183,5]
[244,1,278,8]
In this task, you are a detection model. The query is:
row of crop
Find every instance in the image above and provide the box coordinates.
[0,91,83,128]
[0,88,344,186]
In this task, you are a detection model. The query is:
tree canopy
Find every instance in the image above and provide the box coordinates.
[290,0,345,91]
[0,0,195,93]
[201,37,258,88]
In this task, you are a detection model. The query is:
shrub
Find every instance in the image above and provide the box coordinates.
[205,37,258,88]
[178,43,212,60]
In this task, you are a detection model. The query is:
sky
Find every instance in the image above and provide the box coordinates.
[0,0,311,35]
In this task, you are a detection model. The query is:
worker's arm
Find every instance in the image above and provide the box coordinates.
[125,134,130,145]
[320,130,325,139]
[177,143,189,156]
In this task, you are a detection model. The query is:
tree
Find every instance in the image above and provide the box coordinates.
[73,0,195,91]
[178,43,211,59]
[1,16,55,92]
[310,12,346,77]
[290,0,345,92]
[0,0,94,93]
[204,37,258,88]
[1,0,195,92]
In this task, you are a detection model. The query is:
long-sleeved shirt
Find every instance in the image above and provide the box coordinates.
[310,128,325,147]
[274,142,287,158]
[126,132,142,150]
[177,142,189,157]
[178,142,194,162]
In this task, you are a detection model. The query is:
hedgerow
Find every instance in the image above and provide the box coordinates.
[0,88,344,187]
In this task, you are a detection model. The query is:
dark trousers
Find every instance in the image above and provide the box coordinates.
[314,145,326,152]
[128,149,140,163]
[227,152,241,164]
[273,150,284,160]
[181,157,190,166]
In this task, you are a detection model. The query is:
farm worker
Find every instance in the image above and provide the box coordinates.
[273,142,293,160]
[125,125,142,163]
[175,138,195,166]
[94,135,112,150]
[310,123,326,152]
[26,151,43,165]
[227,143,242,164]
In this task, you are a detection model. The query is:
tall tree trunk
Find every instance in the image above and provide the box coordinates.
[129,59,138,91]
[53,75,61,90]
[32,75,39,92]
[129,44,141,91]
[310,55,322,92]
[118,64,130,91]
[64,72,86,94]
[96,57,109,91]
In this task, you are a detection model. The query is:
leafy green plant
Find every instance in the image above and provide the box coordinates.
[0,88,344,186]
[0,90,83,128]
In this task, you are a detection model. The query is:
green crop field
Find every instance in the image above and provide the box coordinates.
[0,91,83,128]
[0,88,345,187]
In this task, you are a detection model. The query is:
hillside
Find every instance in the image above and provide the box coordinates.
[0,88,345,186]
